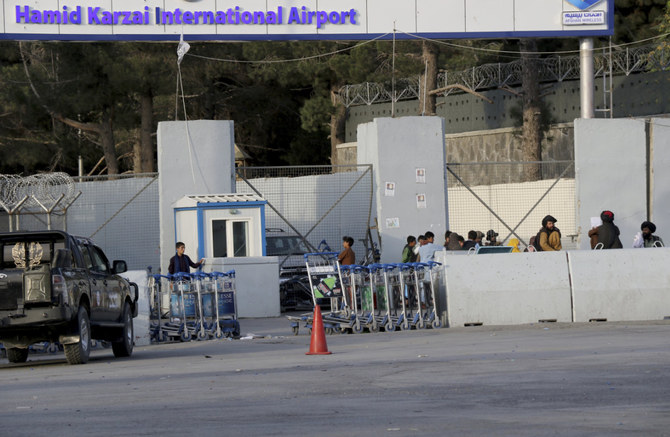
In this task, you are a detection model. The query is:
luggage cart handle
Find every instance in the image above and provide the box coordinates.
[395,263,414,272]
[304,252,339,259]
[407,262,432,270]
[168,272,192,281]
[152,274,172,280]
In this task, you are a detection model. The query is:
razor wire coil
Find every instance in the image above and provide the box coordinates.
[0,173,76,210]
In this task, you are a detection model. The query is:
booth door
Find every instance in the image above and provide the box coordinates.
[211,219,249,258]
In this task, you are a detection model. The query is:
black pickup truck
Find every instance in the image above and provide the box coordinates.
[0,231,138,365]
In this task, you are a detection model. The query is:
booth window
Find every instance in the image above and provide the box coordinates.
[232,221,248,257]
[212,219,248,258]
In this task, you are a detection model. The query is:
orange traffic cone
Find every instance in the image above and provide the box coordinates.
[306,305,332,355]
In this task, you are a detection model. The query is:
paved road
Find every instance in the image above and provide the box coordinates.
[1,317,670,436]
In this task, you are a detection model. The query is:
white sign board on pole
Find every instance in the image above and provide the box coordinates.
[0,0,613,41]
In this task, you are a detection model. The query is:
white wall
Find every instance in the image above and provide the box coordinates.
[120,270,151,347]
[439,248,670,327]
[443,251,573,327]
[357,116,448,263]
[157,121,235,273]
[174,209,198,262]
[203,257,281,318]
[574,119,647,249]
[568,249,670,322]
[651,118,670,235]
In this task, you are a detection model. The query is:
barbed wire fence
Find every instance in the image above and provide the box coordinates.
[0,173,81,231]
[338,42,670,107]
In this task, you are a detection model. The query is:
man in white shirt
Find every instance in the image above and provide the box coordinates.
[418,231,443,262]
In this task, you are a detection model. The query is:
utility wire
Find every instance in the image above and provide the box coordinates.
[396,30,670,56]
[185,33,391,64]
[183,31,670,65]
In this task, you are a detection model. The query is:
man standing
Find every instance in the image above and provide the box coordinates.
[338,236,356,265]
[402,235,418,263]
[538,215,562,251]
[168,242,204,274]
[418,231,443,262]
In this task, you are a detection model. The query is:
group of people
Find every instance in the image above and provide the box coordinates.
[587,211,664,249]
[535,211,664,251]
[399,210,664,261]
[400,230,500,262]
[171,212,665,276]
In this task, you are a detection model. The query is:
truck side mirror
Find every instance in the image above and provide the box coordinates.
[53,249,73,269]
[113,260,127,274]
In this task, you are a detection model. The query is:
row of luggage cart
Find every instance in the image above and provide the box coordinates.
[287,253,442,335]
[148,270,239,342]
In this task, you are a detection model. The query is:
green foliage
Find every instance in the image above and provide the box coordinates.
[614,0,667,43]
[1,0,667,174]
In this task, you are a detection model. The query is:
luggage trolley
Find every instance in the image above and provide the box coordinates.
[190,272,210,341]
[304,252,346,310]
[358,264,387,333]
[406,262,442,329]
[166,272,197,341]
[210,270,240,338]
[337,264,363,333]
[148,274,170,343]
[397,263,417,330]
[422,261,443,329]
[287,252,350,335]
[378,263,401,333]
[408,263,429,329]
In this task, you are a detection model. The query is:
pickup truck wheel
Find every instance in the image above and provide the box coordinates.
[7,348,29,363]
[64,306,91,365]
[112,302,134,358]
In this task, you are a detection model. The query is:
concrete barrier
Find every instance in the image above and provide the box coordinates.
[443,251,572,326]
[568,248,670,322]
[122,270,151,346]
[203,256,281,317]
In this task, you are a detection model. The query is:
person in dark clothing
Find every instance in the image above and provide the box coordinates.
[402,235,418,263]
[462,230,477,251]
[485,229,500,246]
[588,210,623,249]
[633,221,664,248]
[445,230,462,250]
[168,242,204,274]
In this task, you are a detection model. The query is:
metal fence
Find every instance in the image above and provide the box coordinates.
[0,162,575,270]
[235,165,375,261]
[0,173,161,271]
[338,42,670,107]
[67,174,160,271]
[446,161,576,249]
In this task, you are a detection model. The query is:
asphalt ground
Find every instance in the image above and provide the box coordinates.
[1,315,670,436]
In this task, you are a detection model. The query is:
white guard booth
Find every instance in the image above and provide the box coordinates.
[173,194,267,259]
[172,194,281,317]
